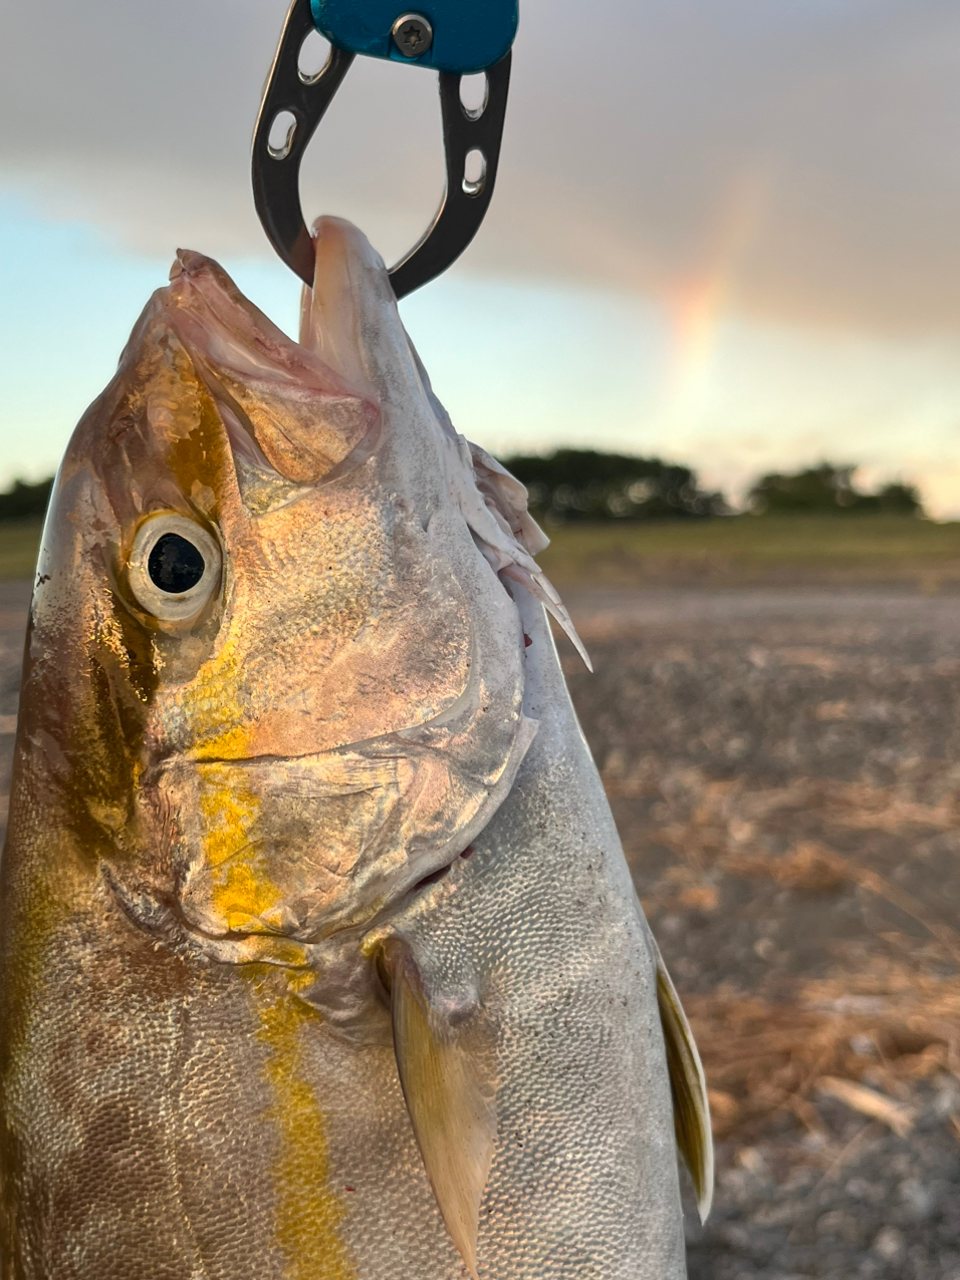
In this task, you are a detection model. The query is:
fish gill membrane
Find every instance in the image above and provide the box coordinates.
[0,216,711,1278]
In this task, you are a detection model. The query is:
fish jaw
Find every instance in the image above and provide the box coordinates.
[298,217,389,393]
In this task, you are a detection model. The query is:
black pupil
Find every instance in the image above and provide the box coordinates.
[147,533,205,594]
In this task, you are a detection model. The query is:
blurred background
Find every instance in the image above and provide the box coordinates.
[2,1,960,1277]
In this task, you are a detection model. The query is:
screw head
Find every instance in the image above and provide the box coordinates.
[391,12,434,58]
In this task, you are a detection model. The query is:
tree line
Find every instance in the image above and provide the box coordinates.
[0,478,54,523]
[501,452,922,522]
[0,457,923,524]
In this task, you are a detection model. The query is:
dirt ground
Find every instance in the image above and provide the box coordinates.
[1,580,959,1278]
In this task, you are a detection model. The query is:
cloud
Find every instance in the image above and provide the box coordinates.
[3,0,960,335]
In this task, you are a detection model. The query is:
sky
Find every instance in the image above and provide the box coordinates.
[4,0,960,512]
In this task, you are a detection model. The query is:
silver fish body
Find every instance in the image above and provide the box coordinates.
[0,219,710,1278]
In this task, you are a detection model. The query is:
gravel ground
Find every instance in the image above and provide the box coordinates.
[1,580,959,1277]
[563,588,960,1279]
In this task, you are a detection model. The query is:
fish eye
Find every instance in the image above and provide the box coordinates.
[127,513,222,623]
[148,533,206,593]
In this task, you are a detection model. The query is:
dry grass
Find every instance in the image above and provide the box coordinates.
[602,762,960,1141]
[0,519,41,582]
[538,514,960,589]
[690,973,960,1140]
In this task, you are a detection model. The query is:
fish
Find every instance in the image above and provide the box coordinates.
[0,216,712,1278]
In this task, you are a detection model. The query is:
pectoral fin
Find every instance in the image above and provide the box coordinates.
[655,953,714,1221]
[381,944,497,1279]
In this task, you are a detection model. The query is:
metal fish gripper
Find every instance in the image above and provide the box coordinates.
[252,0,517,298]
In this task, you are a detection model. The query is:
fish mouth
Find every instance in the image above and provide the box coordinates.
[164,244,382,490]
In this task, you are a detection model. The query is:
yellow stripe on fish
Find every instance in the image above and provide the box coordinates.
[256,982,356,1280]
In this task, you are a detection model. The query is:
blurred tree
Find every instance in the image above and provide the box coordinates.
[0,478,54,522]
[874,481,923,514]
[501,449,727,522]
[748,464,922,516]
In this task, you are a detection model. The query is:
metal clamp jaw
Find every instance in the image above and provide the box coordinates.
[252,0,515,298]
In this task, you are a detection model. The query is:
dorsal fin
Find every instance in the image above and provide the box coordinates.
[381,943,497,1279]
[655,952,714,1221]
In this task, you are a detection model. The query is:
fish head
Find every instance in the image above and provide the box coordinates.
[23,219,549,996]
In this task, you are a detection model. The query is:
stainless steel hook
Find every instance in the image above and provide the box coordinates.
[252,0,511,299]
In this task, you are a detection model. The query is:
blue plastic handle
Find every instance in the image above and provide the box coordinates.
[310,0,518,74]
